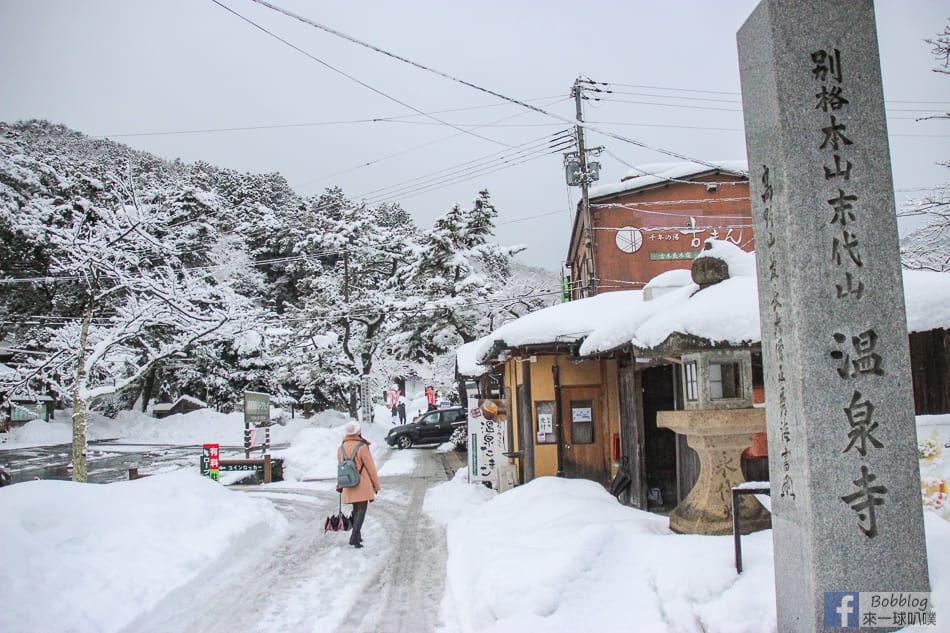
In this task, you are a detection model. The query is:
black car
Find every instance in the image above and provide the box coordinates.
[386,407,468,449]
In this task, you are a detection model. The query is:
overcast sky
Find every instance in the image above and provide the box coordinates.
[1,1,946,272]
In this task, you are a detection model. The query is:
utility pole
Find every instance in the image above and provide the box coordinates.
[565,77,602,298]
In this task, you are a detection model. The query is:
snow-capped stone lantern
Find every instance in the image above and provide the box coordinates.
[657,240,770,535]
[300,387,315,418]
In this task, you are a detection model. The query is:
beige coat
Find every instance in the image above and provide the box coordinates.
[338,436,380,504]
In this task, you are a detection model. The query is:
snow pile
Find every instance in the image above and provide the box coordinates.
[0,470,288,633]
[428,474,950,633]
[631,276,761,349]
[433,476,773,633]
[642,268,693,300]
[424,466,495,525]
[273,411,395,482]
[0,407,328,450]
[695,239,756,278]
[903,270,950,334]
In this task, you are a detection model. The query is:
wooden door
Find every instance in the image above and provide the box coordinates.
[561,386,608,484]
[618,366,647,508]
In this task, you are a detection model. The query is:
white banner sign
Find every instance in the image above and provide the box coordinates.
[467,398,508,486]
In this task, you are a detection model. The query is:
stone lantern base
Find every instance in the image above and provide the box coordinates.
[657,408,772,535]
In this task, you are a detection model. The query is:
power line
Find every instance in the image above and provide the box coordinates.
[356,131,573,205]
[362,144,571,207]
[597,89,741,105]
[496,208,569,226]
[96,96,567,139]
[597,98,742,114]
[593,81,950,106]
[248,0,746,176]
[209,0,514,150]
[295,96,570,191]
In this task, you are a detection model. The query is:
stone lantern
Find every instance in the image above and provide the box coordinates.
[680,350,753,410]
[300,387,315,418]
[655,244,771,535]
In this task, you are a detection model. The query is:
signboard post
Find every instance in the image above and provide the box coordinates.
[243,391,270,459]
[360,375,373,424]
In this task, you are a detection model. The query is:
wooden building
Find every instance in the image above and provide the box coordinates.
[565,160,752,299]
[459,241,950,516]
[457,292,639,490]
[152,395,208,419]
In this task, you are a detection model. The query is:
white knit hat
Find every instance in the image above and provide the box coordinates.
[344,421,362,436]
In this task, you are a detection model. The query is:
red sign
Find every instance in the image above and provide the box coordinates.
[202,444,220,481]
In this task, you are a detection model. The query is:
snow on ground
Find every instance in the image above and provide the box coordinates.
[2,408,949,633]
[0,469,288,633]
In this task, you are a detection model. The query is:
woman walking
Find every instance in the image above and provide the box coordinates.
[337,421,381,548]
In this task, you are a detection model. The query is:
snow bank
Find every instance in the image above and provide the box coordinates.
[435,475,774,633]
[431,474,949,633]
[0,407,334,450]
[0,470,287,633]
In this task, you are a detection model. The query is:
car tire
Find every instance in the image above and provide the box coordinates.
[397,434,413,449]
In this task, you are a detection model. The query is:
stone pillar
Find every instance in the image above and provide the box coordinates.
[737,2,930,631]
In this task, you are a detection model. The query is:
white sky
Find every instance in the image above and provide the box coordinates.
[0,1,946,271]
[2,407,949,632]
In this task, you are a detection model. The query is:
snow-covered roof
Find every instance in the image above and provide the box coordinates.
[582,244,761,355]
[459,240,950,371]
[643,269,693,291]
[10,393,54,402]
[904,270,950,333]
[589,160,749,200]
[461,290,646,369]
[457,340,490,378]
[152,395,208,412]
[175,394,207,408]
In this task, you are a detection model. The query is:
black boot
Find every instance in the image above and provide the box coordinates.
[350,501,367,547]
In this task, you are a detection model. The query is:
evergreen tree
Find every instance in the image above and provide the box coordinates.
[390,190,525,361]
[274,188,416,415]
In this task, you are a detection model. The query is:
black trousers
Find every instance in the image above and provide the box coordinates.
[350,501,367,545]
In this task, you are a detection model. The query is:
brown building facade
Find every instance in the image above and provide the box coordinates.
[565,161,753,298]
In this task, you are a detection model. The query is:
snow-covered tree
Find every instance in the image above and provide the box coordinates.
[900,21,950,271]
[0,124,263,481]
[274,188,417,416]
[388,190,528,360]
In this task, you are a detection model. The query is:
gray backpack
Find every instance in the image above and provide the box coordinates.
[337,440,365,488]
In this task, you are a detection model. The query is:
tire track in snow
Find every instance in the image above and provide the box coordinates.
[335,449,462,633]
[120,449,463,633]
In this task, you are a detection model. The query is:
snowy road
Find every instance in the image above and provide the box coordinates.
[120,447,465,633]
